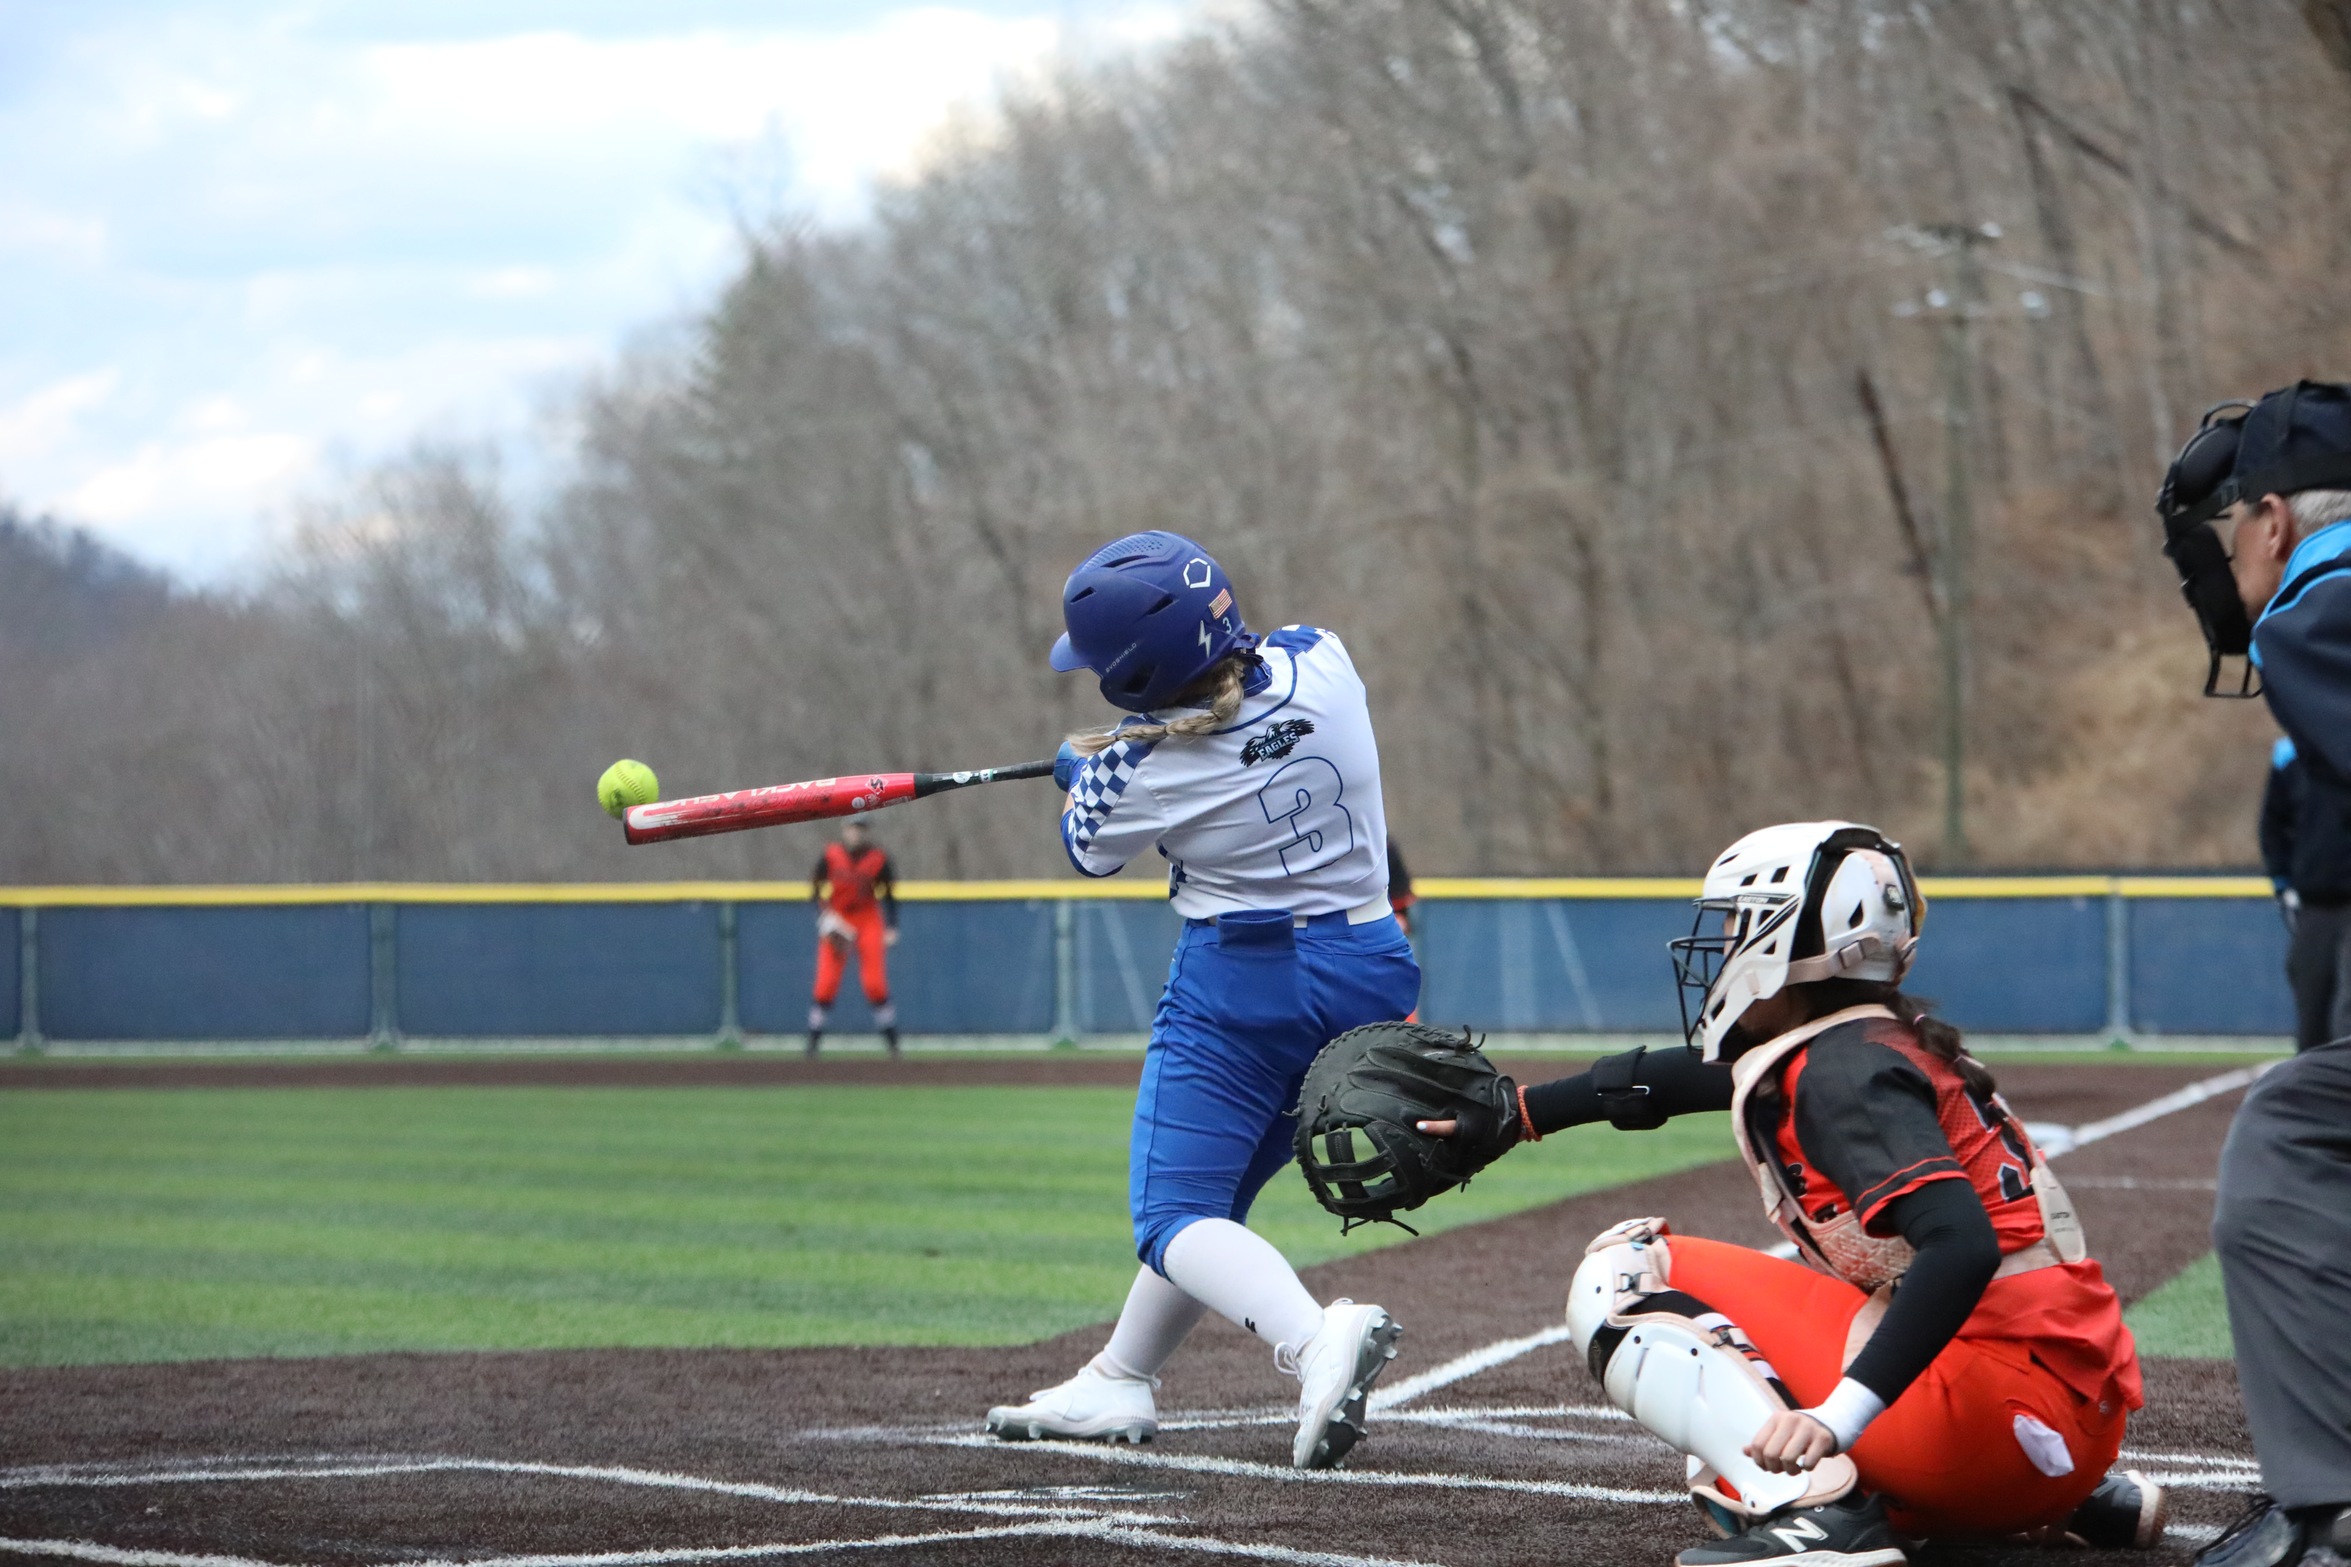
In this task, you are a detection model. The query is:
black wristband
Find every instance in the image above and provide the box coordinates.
[1593,1049,1670,1130]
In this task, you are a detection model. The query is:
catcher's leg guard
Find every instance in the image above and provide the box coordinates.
[1566,1220,1859,1522]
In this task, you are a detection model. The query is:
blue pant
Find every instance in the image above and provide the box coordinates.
[1131,909,1421,1274]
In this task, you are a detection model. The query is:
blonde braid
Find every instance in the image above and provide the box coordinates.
[1066,654,1252,755]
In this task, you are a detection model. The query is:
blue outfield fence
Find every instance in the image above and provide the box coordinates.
[40,904,373,1042]
[736,900,1059,1036]
[1,908,19,1043]
[0,877,2295,1048]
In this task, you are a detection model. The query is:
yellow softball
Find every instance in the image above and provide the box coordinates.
[597,759,660,819]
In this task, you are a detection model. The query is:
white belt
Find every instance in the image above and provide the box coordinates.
[1302,896,1394,927]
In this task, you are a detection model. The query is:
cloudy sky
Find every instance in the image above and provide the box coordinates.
[0,1,1199,578]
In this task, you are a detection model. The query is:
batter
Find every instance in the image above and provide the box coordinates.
[985,529,1421,1469]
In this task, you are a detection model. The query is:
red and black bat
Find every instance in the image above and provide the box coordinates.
[622,759,1056,845]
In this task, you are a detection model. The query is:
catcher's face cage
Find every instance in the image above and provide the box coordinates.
[2156,400,2261,699]
[1670,894,1797,1056]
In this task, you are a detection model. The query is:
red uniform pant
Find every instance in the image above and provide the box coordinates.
[813,907,890,1007]
[1668,1236,2124,1537]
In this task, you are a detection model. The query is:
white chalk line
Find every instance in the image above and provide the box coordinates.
[0,1523,1437,1567]
[0,1458,1439,1567]
[927,1432,1687,1505]
[2137,1473,2274,1492]
[391,1519,1438,1567]
[1368,1324,1576,1411]
[1163,1401,1631,1433]
[0,1541,279,1567]
[2063,1175,2220,1191]
[878,1404,2262,1483]
[2065,1063,2275,1150]
[2119,1447,2260,1469]
[0,1454,1174,1525]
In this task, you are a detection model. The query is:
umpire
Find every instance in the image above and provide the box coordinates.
[2260,735,2351,1052]
[2158,380,2351,1567]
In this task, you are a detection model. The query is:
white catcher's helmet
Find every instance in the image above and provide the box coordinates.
[1671,821,1925,1062]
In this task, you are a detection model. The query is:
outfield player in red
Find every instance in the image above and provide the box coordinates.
[1432,822,2165,1564]
[807,819,899,1057]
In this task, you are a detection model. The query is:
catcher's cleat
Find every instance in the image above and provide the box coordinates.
[2061,1469,2169,1550]
[2191,1497,2308,1567]
[1291,1300,1401,1469]
[1674,1490,1906,1567]
[984,1363,1157,1445]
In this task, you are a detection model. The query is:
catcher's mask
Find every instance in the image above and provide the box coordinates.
[1670,822,1923,1062]
[2156,399,2259,698]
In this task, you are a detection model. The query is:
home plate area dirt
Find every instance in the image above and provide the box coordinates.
[0,1063,2267,1567]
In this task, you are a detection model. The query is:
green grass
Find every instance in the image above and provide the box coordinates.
[2124,1251,2233,1359]
[0,1087,1730,1368]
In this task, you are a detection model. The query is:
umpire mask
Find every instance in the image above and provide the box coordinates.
[2156,400,2258,698]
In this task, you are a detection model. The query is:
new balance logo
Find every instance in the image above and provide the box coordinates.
[1766,1516,1830,1552]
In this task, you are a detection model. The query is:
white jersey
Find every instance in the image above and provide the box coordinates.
[1061,626,1391,920]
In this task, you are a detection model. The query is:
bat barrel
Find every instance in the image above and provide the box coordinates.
[622,758,1058,845]
[624,773,918,845]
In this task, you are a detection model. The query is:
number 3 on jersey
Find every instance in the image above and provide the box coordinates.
[1258,757,1354,875]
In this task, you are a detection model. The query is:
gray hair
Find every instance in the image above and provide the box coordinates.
[2290,489,2351,534]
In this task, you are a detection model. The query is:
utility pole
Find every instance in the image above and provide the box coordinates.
[1906,222,1998,869]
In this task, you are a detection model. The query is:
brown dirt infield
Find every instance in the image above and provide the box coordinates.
[0,1061,2266,1567]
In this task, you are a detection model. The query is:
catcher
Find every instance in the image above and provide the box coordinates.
[1295,822,2165,1566]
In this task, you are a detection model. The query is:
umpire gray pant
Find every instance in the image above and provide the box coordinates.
[2288,902,2351,1053]
[2215,1039,2351,1508]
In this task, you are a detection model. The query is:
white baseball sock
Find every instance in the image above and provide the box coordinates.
[1161,1218,1326,1371]
[1093,1266,1208,1382]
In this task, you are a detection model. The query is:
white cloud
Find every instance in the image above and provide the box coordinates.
[68,431,311,527]
[0,370,120,469]
[0,3,1203,576]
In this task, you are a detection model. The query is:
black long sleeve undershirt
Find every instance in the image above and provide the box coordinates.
[1519,1047,1733,1134]
[1516,1047,1999,1409]
[1842,1178,2001,1404]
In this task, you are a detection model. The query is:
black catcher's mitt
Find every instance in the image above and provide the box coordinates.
[1292,1021,1521,1231]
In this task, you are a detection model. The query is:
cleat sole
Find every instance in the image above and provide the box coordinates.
[985,1412,1157,1446]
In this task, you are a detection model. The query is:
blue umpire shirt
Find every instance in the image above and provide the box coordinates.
[2251,519,2351,783]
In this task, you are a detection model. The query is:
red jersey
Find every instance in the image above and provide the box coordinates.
[1744,1009,2142,1412]
[815,842,895,918]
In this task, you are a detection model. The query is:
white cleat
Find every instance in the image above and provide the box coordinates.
[985,1363,1157,1445]
[1291,1300,1402,1469]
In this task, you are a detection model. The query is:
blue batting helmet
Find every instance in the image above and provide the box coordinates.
[1048,531,1252,712]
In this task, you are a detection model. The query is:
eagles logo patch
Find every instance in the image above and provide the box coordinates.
[1240,719,1315,765]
